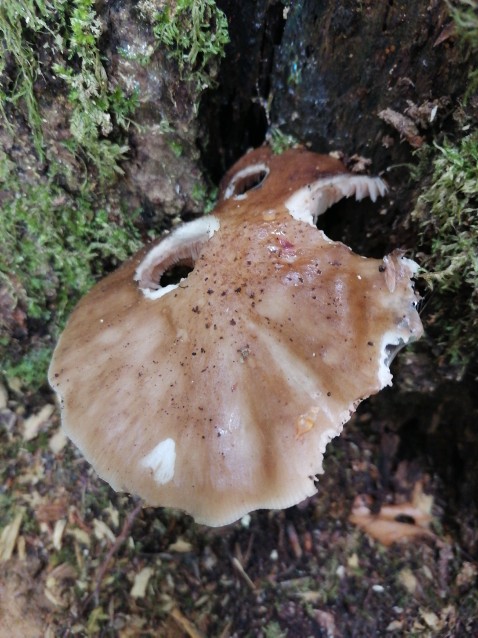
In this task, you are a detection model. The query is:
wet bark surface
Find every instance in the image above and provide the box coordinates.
[201,0,470,175]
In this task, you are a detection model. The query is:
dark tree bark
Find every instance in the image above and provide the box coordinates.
[201,0,470,175]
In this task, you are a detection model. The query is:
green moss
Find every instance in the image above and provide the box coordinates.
[191,181,218,213]
[168,138,184,157]
[0,0,142,390]
[448,0,478,97]
[0,156,141,324]
[3,346,53,392]
[409,1,478,370]
[0,0,137,179]
[263,622,287,638]
[0,0,68,158]
[449,0,478,43]
[412,134,478,367]
[151,0,229,95]
[0,151,142,389]
[52,0,137,181]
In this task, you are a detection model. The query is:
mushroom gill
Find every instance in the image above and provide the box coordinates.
[49,146,423,526]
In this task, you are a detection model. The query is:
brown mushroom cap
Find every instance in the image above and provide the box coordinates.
[49,147,423,526]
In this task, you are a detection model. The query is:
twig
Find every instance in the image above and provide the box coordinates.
[170,607,206,638]
[231,556,256,591]
[81,499,143,610]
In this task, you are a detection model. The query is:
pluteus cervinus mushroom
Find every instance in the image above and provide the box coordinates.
[49,146,423,526]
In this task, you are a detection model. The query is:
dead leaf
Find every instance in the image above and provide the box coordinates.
[349,485,436,546]
[398,567,418,594]
[22,404,55,441]
[44,563,77,608]
[348,153,372,173]
[168,537,194,553]
[315,610,337,637]
[52,519,67,550]
[68,527,91,546]
[0,510,24,562]
[130,566,154,598]
[36,497,69,523]
[455,561,478,590]
[420,608,440,630]
[93,519,116,543]
[386,620,404,632]
[118,616,147,637]
[49,428,68,454]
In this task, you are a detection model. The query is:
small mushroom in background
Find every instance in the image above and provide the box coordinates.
[48,146,423,526]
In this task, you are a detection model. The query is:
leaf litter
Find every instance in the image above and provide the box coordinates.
[0,385,477,636]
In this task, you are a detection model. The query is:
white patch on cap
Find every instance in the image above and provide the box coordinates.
[141,438,176,484]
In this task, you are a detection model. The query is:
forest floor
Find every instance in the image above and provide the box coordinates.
[1,379,477,638]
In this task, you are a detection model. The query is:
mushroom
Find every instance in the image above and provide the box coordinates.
[48,146,423,526]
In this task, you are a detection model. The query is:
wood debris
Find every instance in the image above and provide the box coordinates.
[0,382,8,410]
[231,556,256,591]
[169,607,206,638]
[378,108,424,148]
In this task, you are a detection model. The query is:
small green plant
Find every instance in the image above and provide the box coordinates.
[412,134,478,367]
[152,0,229,93]
[267,127,299,155]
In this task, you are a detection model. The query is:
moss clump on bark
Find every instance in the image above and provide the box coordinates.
[0,0,137,177]
[0,153,142,390]
[149,0,229,98]
[413,133,478,369]
[0,0,145,390]
[410,0,478,372]
[0,0,64,158]
[52,0,138,181]
[448,0,478,97]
